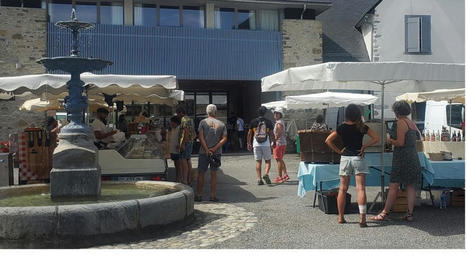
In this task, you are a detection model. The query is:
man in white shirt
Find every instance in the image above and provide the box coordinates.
[91,108,117,146]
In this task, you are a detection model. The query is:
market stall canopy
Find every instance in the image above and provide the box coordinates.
[0,73,182,106]
[261,100,287,110]
[396,88,465,104]
[286,92,378,110]
[0,73,177,96]
[19,97,110,112]
[261,61,464,92]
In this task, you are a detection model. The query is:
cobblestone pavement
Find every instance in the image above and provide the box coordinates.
[97,203,257,249]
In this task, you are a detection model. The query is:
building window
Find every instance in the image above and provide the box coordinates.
[159,5,180,27]
[183,6,204,28]
[100,1,123,25]
[215,7,235,29]
[258,9,279,31]
[75,1,97,23]
[1,0,44,7]
[215,8,259,30]
[238,10,255,30]
[48,0,73,22]
[133,1,156,26]
[405,15,431,54]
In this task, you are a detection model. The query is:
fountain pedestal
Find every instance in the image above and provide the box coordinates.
[50,130,101,197]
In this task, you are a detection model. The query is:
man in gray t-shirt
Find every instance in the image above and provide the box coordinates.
[196,104,227,203]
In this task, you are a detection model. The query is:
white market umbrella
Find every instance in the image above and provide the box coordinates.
[396,88,465,104]
[262,61,465,205]
[286,92,378,110]
[19,98,62,112]
[262,100,287,111]
[0,73,177,95]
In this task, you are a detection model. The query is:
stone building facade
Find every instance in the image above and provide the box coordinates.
[0,6,48,141]
[281,19,323,70]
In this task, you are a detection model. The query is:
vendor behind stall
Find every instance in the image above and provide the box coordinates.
[92,108,117,148]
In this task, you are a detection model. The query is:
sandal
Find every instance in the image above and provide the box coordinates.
[403,211,414,222]
[359,214,368,228]
[209,197,219,202]
[370,211,389,221]
[338,218,347,224]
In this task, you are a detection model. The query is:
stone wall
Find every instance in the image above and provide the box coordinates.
[281,19,323,70]
[0,6,47,76]
[0,6,48,141]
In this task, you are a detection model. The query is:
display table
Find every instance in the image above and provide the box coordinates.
[422,141,465,160]
[297,152,435,198]
[425,160,465,188]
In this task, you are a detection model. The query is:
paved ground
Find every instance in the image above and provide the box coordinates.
[97,153,465,249]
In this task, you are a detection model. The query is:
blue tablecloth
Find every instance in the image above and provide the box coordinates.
[427,160,465,188]
[297,152,435,197]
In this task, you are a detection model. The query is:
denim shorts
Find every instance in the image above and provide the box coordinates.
[198,154,221,172]
[339,156,369,176]
[181,141,193,159]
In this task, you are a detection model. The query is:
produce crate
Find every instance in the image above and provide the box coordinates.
[451,189,465,207]
[386,188,408,212]
[318,191,351,214]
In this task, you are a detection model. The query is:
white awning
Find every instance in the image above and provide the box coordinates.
[396,88,465,104]
[261,61,464,93]
[286,92,378,109]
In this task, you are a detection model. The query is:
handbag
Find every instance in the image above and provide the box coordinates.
[208,153,221,167]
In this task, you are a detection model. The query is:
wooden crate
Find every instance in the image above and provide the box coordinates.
[387,189,408,212]
[451,189,465,207]
[18,129,53,184]
[298,130,342,164]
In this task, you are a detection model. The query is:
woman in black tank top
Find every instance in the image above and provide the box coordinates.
[326,104,379,227]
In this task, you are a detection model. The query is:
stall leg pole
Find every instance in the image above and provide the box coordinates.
[449,100,452,135]
[380,83,386,205]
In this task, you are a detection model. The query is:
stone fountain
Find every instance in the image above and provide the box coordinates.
[0,10,193,246]
[37,9,112,198]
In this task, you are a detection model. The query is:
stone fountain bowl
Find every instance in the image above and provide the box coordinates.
[0,181,194,241]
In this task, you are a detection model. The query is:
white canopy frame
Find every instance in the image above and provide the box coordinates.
[261,61,465,208]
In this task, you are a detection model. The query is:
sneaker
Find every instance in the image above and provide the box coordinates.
[273,176,283,184]
[262,174,272,184]
[282,174,290,182]
[257,180,264,185]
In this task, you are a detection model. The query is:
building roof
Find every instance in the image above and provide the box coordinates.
[317,0,381,62]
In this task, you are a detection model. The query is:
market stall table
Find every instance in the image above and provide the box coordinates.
[425,160,465,188]
[297,153,435,207]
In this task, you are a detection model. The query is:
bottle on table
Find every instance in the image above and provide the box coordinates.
[436,130,441,141]
[425,130,430,141]
[457,131,462,142]
[452,132,457,142]
[421,130,425,141]
[431,130,436,141]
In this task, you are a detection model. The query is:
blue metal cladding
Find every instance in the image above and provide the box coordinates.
[47,23,283,80]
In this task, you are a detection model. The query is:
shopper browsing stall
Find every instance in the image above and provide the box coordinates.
[325,104,379,227]
[168,116,182,183]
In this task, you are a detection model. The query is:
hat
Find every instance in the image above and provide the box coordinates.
[273,107,284,116]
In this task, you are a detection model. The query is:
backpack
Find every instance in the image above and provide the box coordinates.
[255,119,268,143]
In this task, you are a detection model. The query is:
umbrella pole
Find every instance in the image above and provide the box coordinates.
[380,83,386,205]
[449,100,452,135]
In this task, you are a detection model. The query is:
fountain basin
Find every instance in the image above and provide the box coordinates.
[0,181,194,240]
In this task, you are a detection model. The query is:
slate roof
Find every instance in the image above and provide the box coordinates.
[317,0,382,62]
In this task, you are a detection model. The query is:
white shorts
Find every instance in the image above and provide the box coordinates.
[339,156,369,176]
[254,146,272,161]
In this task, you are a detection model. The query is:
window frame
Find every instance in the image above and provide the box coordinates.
[404,14,432,55]
[46,0,124,25]
[214,6,259,30]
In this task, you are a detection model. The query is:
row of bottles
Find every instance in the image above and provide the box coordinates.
[421,127,464,142]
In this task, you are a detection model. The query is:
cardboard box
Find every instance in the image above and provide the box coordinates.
[451,189,465,207]
[298,130,342,164]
